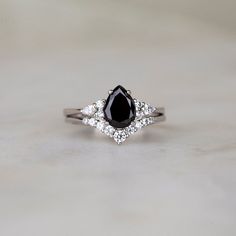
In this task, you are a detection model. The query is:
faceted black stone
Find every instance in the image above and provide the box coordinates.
[103,85,136,128]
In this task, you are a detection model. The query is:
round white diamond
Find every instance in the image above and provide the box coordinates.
[148,106,156,114]
[136,110,143,117]
[144,104,149,110]
[148,117,154,124]
[114,130,127,144]
[82,117,89,125]
[143,104,150,115]
[135,100,142,110]
[126,125,137,135]
[135,121,143,129]
[81,105,96,116]
[94,110,104,118]
[104,125,115,137]
[96,121,105,131]
[141,118,148,126]
[144,117,153,125]
[96,100,105,109]
[88,118,97,127]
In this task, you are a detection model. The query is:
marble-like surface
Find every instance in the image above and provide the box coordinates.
[0,0,236,235]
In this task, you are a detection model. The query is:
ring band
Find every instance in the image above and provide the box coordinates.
[64,85,166,144]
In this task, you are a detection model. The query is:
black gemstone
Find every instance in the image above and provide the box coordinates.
[103,85,136,128]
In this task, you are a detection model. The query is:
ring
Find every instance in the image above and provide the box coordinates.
[64,85,166,144]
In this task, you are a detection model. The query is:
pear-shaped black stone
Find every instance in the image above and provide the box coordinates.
[103,85,136,128]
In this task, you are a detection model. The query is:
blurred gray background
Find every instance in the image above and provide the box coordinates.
[0,0,236,236]
[0,0,236,52]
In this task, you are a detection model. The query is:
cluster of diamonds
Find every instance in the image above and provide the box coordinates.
[81,99,156,144]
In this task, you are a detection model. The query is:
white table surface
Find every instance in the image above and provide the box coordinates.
[0,1,236,235]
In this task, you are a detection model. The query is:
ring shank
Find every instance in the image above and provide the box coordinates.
[64,107,166,124]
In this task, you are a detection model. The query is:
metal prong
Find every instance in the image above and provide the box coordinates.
[127,90,131,95]
[108,90,113,95]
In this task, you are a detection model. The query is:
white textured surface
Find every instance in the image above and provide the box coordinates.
[0,0,236,235]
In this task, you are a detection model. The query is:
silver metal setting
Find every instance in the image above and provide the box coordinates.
[64,90,166,144]
[126,90,131,95]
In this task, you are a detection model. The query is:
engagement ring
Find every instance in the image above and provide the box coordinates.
[64,85,166,144]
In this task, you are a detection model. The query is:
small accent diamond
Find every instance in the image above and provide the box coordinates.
[96,100,105,109]
[94,110,104,118]
[143,104,150,115]
[141,118,149,126]
[148,106,156,114]
[125,125,138,135]
[82,117,89,125]
[96,121,105,131]
[135,121,143,129]
[88,118,97,127]
[141,117,154,126]
[113,130,127,144]
[104,125,115,137]
[81,105,96,116]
